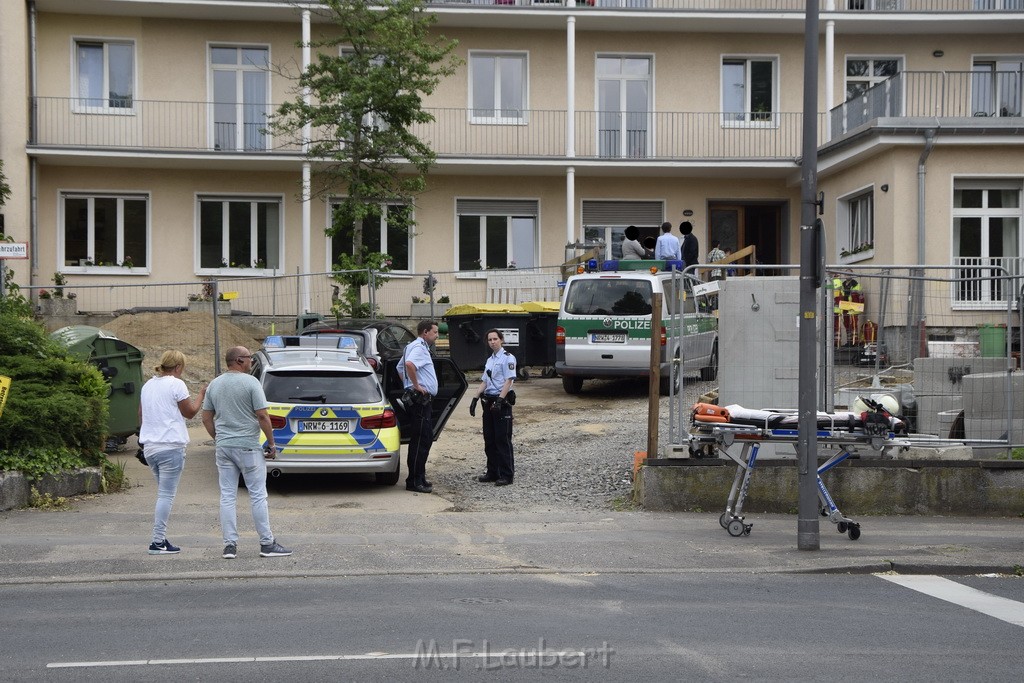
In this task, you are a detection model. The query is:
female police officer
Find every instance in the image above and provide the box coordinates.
[469,328,516,486]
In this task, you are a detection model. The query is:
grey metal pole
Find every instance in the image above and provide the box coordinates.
[213,279,222,376]
[798,0,821,551]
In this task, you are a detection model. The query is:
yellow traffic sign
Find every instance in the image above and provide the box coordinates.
[0,375,11,419]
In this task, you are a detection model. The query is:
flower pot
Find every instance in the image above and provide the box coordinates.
[188,300,232,316]
[39,298,77,316]
[410,303,451,318]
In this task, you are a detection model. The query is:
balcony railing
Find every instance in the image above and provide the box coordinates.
[952,256,1023,308]
[830,69,1024,137]
[32,97,827,162]
[424,0,1024,12]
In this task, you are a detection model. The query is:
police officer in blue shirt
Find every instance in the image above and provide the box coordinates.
[400,320,439,493]
[469,329,516,486]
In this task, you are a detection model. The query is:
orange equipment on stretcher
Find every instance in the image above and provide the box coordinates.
[692,403,730,423]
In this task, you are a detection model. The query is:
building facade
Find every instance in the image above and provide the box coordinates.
[0,1,1022,315]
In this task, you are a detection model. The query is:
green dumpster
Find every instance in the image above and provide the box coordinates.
[978,323,1007,358]
[50,326,144,439]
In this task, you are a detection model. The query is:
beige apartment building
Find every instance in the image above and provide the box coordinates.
[0,1,1022,316]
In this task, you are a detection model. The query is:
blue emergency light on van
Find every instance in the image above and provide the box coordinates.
[264,335,286,348]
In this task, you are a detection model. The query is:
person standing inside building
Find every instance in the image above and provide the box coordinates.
[469,329,516,486]
[654,221,682,261]
[680,220,700,270]
[707,239,726,280]
[400,320,439,493]
[620,225,646,260]
[202,346,292,559]
[139,350,206,555]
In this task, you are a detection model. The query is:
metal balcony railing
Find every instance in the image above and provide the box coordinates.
[424,0,1024,12]
[952,256,1023,307]
[829,69,1024,138]
[32,98,829,162]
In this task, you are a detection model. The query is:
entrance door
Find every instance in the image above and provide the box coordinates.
[708,203,784,269]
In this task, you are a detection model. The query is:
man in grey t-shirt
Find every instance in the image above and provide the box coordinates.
[202,346,292,559]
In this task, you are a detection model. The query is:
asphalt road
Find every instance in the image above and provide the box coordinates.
[3,572,1023,681]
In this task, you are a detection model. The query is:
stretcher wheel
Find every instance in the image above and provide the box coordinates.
[836,521,848,533]
[847,524,861,541]
[727,519,746,537]
[743,524,752,536]
[719,512,732,529]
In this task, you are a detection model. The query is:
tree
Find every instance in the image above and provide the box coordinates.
[273,0,460,278]
[0,160,11,211]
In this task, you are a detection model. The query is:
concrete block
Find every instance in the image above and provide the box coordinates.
[916,394,964,436]
[965,417,1024,443]
[0,467,103,511]
[962,371,1024,418]
[914,357,1006,394]
[0,472,30,511]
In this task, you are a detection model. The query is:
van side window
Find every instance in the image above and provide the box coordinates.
[663,279,696,315]
[565,280,653,316]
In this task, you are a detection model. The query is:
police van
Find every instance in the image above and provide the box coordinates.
[554,260,718,395]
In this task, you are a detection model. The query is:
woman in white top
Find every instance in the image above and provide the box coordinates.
[621,225,647,260]
[139,350,206,555]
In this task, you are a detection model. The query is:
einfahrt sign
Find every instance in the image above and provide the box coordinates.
[0,242,29,259]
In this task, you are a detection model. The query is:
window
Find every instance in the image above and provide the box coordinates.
[596,55,651,158]
[581,200,663,259]
[722,57,776,124]
[456,199,538,270]
[75,40,134,110]
[210,46,270,151]
[953,180,1022,305]
[845,57,900,101]
[972,59,1023,117]
[198,197,281,271]
[470,52,527,122]
[329,202,411,272]
[61,193,148,269]
[839,190,874,261]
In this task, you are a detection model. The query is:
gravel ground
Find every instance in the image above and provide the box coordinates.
[427,373,717,513]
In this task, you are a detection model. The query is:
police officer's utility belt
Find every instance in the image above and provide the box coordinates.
[481,390,515,407]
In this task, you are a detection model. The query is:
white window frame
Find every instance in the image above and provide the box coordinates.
[326,201,413,274]
[207,44,272,152]
[951,178,1022,309]
[468,51,528,125]
[71,37,136,114]
[455,211,539,277]
[837,187,875,264]
[595,53,654,159]
[844,55,902,102]
[720,55,779,128]
[58,191,150,274]
[971,56,1024,118]
[196,195,284,275]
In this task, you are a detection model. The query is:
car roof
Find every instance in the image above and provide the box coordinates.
[259,347,374,373]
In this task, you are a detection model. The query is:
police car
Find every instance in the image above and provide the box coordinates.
[251,335,468,484]
[555,260,718,395]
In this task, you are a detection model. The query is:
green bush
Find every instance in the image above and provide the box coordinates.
[0,311,109,477]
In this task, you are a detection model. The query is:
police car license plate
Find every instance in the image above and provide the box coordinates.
[298,420,351,433]
[591,332,626,343]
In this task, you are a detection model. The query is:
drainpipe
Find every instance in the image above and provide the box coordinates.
[907,129,936,363]
[28,0,38,284]
[565,16,576,251]
[824,17,834,139]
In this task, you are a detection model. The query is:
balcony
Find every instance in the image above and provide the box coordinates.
[31,97,823,164]
[829,69,1024,139]
[952,256,1023,309]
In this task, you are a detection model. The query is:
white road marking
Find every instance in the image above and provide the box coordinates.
[48,651,587,669]
[878,574,1024,628]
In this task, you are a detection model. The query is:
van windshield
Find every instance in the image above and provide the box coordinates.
[564,279,653,316]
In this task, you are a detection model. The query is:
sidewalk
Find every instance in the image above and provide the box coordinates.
[0,432,1021,585]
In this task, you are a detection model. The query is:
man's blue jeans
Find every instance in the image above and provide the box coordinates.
[146,445,185,545]
[216,446,274,546]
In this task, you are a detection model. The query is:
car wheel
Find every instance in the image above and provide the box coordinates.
[561,375,583,394]
[375,461,400,486]
[700,342,719,382]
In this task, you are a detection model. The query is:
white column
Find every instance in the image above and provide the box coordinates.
[566,16,576,158]
[825,18,835,140]
[300,9,312,312]
[566,166,575,249]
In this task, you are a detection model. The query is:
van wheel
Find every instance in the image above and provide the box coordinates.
[561,376,583,394]
[700,343,719,382]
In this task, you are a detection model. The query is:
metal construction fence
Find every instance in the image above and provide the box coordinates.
[10,261,1021,450]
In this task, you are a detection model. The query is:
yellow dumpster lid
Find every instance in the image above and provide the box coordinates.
[519,300,560,313]
[444,303,528,316]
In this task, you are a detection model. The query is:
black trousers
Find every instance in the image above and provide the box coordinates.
[481,399,514,481]
[406,400,433,486]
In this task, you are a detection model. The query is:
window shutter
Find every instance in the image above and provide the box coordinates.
[582,200,663,226]
[456,199,538,216]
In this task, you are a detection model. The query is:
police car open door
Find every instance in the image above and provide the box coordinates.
[383,356,469,443]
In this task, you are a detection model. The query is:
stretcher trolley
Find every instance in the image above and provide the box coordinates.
[688,402,911,540]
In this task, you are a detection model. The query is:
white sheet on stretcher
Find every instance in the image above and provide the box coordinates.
[720,405,905,432]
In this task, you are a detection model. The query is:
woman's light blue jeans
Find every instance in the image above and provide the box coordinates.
[146,445,186,545]
[216,446,274,546]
